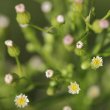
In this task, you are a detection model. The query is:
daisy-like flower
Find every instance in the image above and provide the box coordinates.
[91,56,103,69]
[14,94,29,108]
[76,41,83,49]
[4,40,13,47]
[68,82,80,94]
[45,69,54,78]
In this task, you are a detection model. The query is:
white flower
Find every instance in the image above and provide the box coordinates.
[87,85,100,99]
[41,1,52,13]
[4,40,13,47]
[99,19,109,29]
[63,35,74,45]
[63,106,72,110]
[0,15,10,28]
[76,41,83,49]
[68,82,80,94]
[15,3,25,13]
[91,56,103,69]
[56,15,65,23]
[14,94,29,108]
[45,69,54,78]
[4,73,13,84]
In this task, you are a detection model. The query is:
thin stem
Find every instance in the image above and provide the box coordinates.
[29,24,54,33]
[15,57,23,77]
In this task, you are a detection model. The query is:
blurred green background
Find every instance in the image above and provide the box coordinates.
[0,0,110,110]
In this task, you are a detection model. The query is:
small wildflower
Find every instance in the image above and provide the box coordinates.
[63,35,74,45]
[76,41,83,49]
[56,15,65,23]
[75,0,83,4]
[0,15,10,28]
[14,94,29,108]
[91,56,103,69]
[63,106,72,110]
[45,69,54,78]
[41,1,52,13]
[99,19,109,29]
[5,40,13,47]
[4,73,13,84]
[87,85,100,99]
[68,82,80,94]
[15,3,25,13]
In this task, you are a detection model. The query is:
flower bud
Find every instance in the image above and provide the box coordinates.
[92,19,109,33]
[81,61,90,70]
[45,69,54,78]
[56,15,65,24]
[46,87,55,96]
[63,34,74,45]
[5,40,20,57]
[76,41,83,49]
[4,73,13,84]
[15,4,31,26]
[87,85,100,99]
[99,19,109,29]
[41,1,52,13]
[4,73,19,84]
[0,15,10,29]
[15,3,25,13]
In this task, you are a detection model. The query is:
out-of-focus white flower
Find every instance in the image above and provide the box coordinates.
[76,41,83,49]
[56,15,65,23]
[45,69,54,78]
[91,56,103,69]
[75,0,83,4]
[4,40,13,47]
[29,56,45,71]
[41,1,52,13]
[87,85,100,99]
[4,73,13,84]
[15,3,25,13]
[0,15,10,28]
[63,106,72,110]
[14,93,29,108]
[63,35,74,45]
[99,19,109,29]
[68,82,80,94]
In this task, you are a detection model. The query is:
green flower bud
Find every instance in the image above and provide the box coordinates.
[46,87,55,96]
[16,12,31,25]
[81,61,90,70]
[92,20,102,33]
[5,40,20,57]
[74,48,85,56]
[7,46,20,57]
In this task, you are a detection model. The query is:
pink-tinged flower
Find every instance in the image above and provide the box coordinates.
[15,3,25,13]
[99,19,109,29]
[63,35,74,45]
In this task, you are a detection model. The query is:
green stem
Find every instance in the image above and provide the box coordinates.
[15,57,23,77]
[29,24,54,33]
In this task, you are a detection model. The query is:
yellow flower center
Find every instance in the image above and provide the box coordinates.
[71,84,78,91]
[17,97,26,105]
[93,59,100,65]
